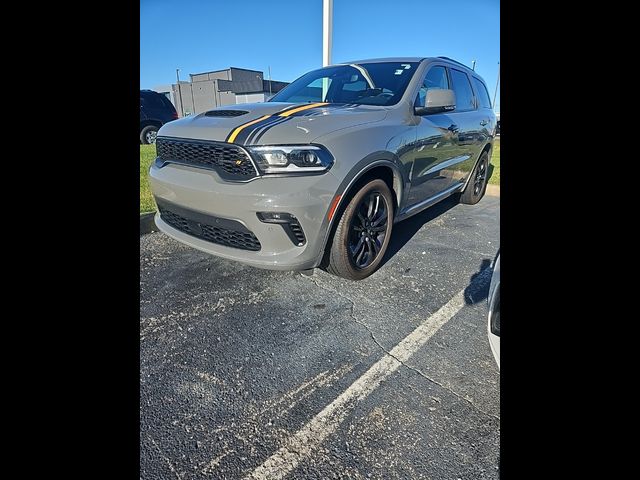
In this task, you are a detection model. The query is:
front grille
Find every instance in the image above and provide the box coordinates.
[156,137,257,180]
[157,200,261,252]
[204,110,249,117]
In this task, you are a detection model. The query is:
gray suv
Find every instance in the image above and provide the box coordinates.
[150,57,496,280]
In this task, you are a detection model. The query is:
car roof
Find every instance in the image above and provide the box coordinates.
[341,57,426,64]
[339,56,477,75]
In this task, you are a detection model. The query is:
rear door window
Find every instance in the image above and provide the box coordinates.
[449,69,476,112]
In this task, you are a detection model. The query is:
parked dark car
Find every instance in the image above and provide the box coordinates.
[140,90,178,144]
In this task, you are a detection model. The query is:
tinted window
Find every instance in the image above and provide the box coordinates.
[343,79,367,91]
[160,95,176,112]
[270,62,418,106]
[472,77,492,109]
[449,69,475,111]
[284,78,333,103]
[415,66,449,107]
[141,92,165,109]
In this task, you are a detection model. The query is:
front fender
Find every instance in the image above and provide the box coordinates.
[313,153,407,267]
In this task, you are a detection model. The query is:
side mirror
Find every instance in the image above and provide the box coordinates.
[414,89,456,115]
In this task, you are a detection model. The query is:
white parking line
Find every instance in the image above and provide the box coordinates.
[245,287,469,480]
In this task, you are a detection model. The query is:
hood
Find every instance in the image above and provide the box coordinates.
[157,102,387,146]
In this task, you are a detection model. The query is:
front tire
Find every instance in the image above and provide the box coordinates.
[460,151,489,205]
[327,179,394,280]
[140,125,158,144]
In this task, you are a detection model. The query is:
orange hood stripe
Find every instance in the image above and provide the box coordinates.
[277,102,329,117]
[227,114,272,143]
[225,103,329,144]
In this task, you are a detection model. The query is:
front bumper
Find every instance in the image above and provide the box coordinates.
[149,160,340,270]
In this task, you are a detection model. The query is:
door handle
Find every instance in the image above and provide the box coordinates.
[448,124,459,132]
[480,119,488,126]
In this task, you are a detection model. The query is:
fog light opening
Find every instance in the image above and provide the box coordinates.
[257,212,307,246]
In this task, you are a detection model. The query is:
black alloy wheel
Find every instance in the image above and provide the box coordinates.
[348,191,389,269]
[326,178,394,280]
[473,157,487,196]
[460,150,490,205]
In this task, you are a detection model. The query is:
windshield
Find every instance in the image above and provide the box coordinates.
[269,62,419,106]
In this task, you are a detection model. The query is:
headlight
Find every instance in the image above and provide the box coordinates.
[247,145,334,174]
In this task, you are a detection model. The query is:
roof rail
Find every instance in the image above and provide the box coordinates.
[437,56,471,69]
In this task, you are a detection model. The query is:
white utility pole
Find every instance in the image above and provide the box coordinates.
[322,0,333,100]
[176,68,184,117]
[322,0,333,67]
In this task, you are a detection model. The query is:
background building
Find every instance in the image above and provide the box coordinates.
[153,67,289,117]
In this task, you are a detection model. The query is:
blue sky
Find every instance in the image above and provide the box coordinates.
[141,0,500,109]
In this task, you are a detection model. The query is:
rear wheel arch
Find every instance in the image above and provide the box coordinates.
[481,141,493,159]
[460,141,493,193]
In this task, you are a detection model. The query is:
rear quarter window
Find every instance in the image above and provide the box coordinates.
[472,77,492,109]
[160,95,176,111]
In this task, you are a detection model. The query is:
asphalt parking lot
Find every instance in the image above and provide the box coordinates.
[140,194,500,479]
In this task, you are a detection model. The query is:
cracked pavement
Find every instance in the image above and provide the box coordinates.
[140,195,500,479]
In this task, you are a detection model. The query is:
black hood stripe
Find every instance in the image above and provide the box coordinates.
[227,102,350,145]
[236,116,291,145]
[245,117,292,145]
[251,117,293,144]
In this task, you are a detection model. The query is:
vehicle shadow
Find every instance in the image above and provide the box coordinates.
[379,195,460,268]
[464,258,493,305]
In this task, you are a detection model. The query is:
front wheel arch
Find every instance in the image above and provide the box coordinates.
[318,156,405,269]
[325,178,395,279]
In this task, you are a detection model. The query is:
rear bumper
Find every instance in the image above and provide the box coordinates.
[149,161,340,270]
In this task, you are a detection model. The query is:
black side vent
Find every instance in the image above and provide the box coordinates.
[287,221,306,246]
[256,212,306,247]
[204,110,249,117]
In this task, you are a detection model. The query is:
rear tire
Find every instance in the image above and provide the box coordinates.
[460,151,489,205]
[140,125,158,144]
[327,179,394,280]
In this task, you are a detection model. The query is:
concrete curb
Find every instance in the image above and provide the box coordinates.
[140,212,158,236]
[485,184,500,197]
